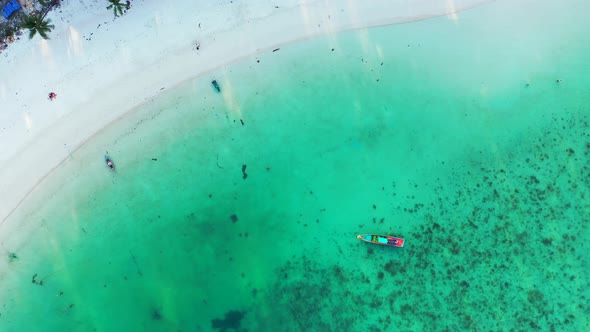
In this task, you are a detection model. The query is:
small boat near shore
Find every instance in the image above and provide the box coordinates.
[357,234,404,247]
[105,153,115,171]
[211,80,221,92]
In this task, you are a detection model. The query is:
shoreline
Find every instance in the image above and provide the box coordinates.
[0,0,492,224]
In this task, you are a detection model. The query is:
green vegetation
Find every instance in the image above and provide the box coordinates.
[22,14,54,39]
[106,0,128,17]
[0,13,24,47]
[38,0,52,7]
[1,0,132,50]
[0,0,59,48]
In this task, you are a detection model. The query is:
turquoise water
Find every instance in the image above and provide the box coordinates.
[1,1,590,331]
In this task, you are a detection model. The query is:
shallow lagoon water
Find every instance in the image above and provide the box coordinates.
[1,1,589,331]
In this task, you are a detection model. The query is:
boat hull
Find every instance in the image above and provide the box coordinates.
[357,234,404,247]
[105,155,115,171]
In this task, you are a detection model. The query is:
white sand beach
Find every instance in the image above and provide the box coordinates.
[0,0,490,225]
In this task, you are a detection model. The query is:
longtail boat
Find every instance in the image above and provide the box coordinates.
[105,153,115,171]
[211,80,221,92]
[356,234,404,247]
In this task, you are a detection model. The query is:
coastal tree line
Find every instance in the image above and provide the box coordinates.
[0,0,130,51]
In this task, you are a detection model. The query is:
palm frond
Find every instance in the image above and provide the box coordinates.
[22,15,54,40]
[106,0,125,17]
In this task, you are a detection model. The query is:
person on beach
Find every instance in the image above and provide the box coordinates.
[48,92,57,100]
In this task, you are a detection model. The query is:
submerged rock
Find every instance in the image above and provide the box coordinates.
[211,310,245,332]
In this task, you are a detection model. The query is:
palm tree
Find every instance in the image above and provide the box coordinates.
[22,14,55,40]
[38,0,54,7]
[106,0,127,17]
[19,0,59,40]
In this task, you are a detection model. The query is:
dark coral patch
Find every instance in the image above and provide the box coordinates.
[150,307,162,321]
[211,310,246,332]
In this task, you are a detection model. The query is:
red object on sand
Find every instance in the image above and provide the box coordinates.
[48,92,57,100]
